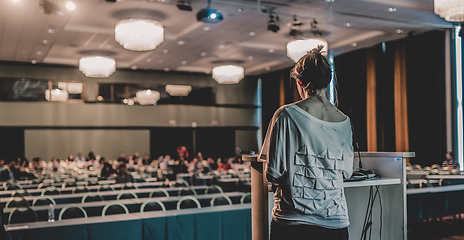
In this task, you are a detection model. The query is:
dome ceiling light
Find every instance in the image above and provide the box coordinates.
[79,56,116,78]
[136,89,160,105]
[287,38,328,62]
[286,18,328,62]
[45,89,68,102]
[212,65,244,84]
[165,85,192,96]
[434,0,464,22]
[115,19,164,51]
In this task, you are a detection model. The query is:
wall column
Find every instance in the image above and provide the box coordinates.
[394,40,410,155]
[366,48,377,152]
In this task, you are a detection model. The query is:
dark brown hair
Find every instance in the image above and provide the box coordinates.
[290,45,331,91]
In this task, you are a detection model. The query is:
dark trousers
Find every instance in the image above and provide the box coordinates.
[270,220,349,240]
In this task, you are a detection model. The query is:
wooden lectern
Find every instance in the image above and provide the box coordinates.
[242,154,268,240]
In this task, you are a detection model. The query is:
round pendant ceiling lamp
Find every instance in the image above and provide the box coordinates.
[136,89,160,105]
[79,56,116,78]
[115,19,164,51]
[212,65,244,84]
[45,89,68,102]
[434,0,464,22]
[286,38,328,62]
[165,85,192,96]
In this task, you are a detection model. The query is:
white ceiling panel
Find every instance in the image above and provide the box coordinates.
[0,0,455,76]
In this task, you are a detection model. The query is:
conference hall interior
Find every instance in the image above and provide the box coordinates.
[0,0,462,239]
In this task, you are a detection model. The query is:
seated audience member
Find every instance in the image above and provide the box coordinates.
[133,152,142,164]
[98,157,105,167]
[117,152,128,164]
[49,157,61,172]
[0,159,5,170]
[176,146,189,161]
[159,155,174,180]
[88,152,96,161]
[75,152,86,162]
[188,157,204,173]
[204,158,218,173]
[443,151,459,169]
[0,158,21,181]
[30,157,44,171]
[18,157,29,172]
[197,152,204,161]
[101,161,116,178]
[177,159,189,173]
[218,158,232,172]
[86,152,98,169]
[140,153,151,166]
[126,155,135,169]
[67,154,74,162]
[115,164,134,183]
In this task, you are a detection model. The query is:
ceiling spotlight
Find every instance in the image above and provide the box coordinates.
[177,1,192,11]
[65,1,76,11]
[197,0,223,23]
[267,14,280,32]
[289,16,303,37]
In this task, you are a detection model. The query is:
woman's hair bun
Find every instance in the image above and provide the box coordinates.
[290,45,331,90]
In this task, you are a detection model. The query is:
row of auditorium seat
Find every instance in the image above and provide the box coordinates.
[6,193,252,225]
[4,185,225,208]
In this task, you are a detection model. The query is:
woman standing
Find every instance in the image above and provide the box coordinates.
[259,45,354,240]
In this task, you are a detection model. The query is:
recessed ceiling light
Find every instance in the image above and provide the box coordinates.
[237,8,243,12]
[265,66,271,71]
[163,49,168,53]
[325,0,334,2]
[66,2,76,11]
[204,26,211,31]
[249,32,255,36]
[345,22,352,27]
[396,29,404,34]
[181,61,187,65]
[31,60,37,64]
[351,42,358,47]
[37,51,42,55]
[177,40,185,45]
[164,68,170,71]
[97,96,104,101]
[42,40,48,44]
[58,11,64,16]
[48,29,55,34]
[248,56,253,60]
[131,66,137,70]
[269,49,274,53]
[201,52,207,56]
[11,0,20,3]
[388,7,397,12]
[146,58,152,62]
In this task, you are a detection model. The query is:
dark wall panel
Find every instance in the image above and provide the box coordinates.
[335,49,368,151]
[375,43,396,152]
[0,127,25,161]
[406,30,447,166]
[195,128,235,159]
[150,128,193,160]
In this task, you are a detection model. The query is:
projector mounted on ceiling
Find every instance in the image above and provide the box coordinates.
[196,0,223,23]
[197,8,223,23]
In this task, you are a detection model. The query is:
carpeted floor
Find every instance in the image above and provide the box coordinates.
[408,215,464,240]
